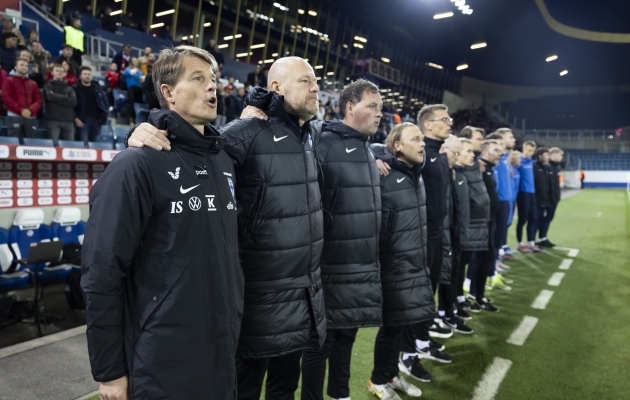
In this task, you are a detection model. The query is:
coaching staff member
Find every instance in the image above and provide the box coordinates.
[81,46,244,399]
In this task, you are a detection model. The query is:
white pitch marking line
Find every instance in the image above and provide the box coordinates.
[596,212,602,217]
[568,249,579,257]
[471,357,513,400]
[0,325,86,360]
[531,289,554,309]
[507,316,539,346]
[548,272,566,286]
[559,258,573,270]
[73,391,99,400]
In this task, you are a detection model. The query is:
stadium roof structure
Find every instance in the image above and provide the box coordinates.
[335,0,630,87]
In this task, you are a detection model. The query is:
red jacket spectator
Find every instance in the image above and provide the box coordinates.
[0,68,7,114]
[46,71,77,87]
[2,70,42,116]
[105,70,120,89]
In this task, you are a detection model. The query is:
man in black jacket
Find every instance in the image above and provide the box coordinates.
[299,79,383,400]
[540,147,563,247]
[369,123,434,399]
[74,66,108,144]
[127,56,325,400]
[43,63,77,145]
[81,46,244,400]
[533,147,554,245]
[468,140,502,312]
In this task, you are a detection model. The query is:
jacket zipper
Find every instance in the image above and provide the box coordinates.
[300,126,316,298]
[365,141,380,268]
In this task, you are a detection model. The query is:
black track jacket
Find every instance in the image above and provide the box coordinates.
[422,137,449,237]
[454,161,490,251]
[82,110,244,399]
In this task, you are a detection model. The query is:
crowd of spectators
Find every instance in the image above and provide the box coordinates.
[451,106,507,134]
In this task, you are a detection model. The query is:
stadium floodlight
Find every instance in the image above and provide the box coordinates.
[155,9,175,17]
[110,10,123,15]
[218,44,229,49]
[224,34,243,40]
[298,9,305,14]
[150,23,165,29]
[457,64,469,70]
[353,43,364,49]
[560,70,568,76]
[236,52,253,57]
[434,12,454,19]
[455,0,466,6]
[308,10,317,16]
[381,57,390,63]
[546,55,558,62]
[463,9,473,14]
[250,44,265,49]
[327,72,335,75]
[471,42,487,49]
[263,59,275,63]
[315,65,323,69]
[458,5,470,11]
[427,62,443,69]
[204,22,211,27]
[272,53,279,57]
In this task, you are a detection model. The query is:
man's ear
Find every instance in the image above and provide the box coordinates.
[160,84,174,105]
[269,80,280,92]
[345,102,353,117]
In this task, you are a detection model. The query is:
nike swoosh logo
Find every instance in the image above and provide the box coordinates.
[458,181,464,185]
[180,184,200,194]
[430,157,437,162]
[273,135,289,142]
[397,177,406,183]
[346,148,357,153]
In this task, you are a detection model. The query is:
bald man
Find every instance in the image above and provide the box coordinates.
[126,56,325,400]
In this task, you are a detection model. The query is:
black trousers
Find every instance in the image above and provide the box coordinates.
[439,236,461,318]
[457,251,473,298]
[516,192,538,243]
[536,206,553,240]
[301,328,358,400]
[470,222,496,303]
[371,326,402,385]
[236,352,303,400]
[495,201,510,254]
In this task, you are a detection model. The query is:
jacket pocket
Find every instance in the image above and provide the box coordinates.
[247,184,265,238]
[324,185,340,230]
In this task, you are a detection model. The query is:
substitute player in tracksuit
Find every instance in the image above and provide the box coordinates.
[82,47,244,400]
[541,147,564,247]
[517,141,540,252]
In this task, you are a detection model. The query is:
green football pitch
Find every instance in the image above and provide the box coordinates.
[87,189,630,400]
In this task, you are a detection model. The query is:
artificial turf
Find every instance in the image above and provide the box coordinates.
[87,189,630,400]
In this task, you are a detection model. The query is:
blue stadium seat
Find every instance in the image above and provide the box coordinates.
[9,209,72,285]
[115,142,126,150]
[0,228,30,292]
[23,138,55,147]
[58,140,85,148]
[88,142,113,149]
[97,134,115,145]
[51,207,85,270]
[0,137,19,145]
[113,126,130,139]
[100,125,112,136]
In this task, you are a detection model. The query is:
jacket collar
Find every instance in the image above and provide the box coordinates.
[245,86,314,136]
[148,109,224,155]
[479,158,496,171]
[322,120,367,141]
[374,149,423,184]
[424,137,444,151]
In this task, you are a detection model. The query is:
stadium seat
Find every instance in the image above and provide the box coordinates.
[115,142,126,150]
[51,207,85,270]
[9,209,72,285]
[23,138,55,147]
[0,227,30,292]
[0,137,19,145]
[134,103,149,124]
[97,134,115,146]
[100,125,112,136]
[88,142,113,149]
[57,140,86,148]
[113,126,130,139]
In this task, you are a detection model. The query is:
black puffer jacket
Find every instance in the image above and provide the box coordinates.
[533,161,553,209]
[549,161,562,205]
[454,161,490,251]
[43,79,77,122]
[316,121,382,329]
[422,137,449,237]
[374,148,434,327]
[225,87,325,358]
[440,153,453,284]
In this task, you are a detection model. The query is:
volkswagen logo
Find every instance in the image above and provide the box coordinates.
[189,196,202,211]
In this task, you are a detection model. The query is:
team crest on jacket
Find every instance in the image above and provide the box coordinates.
[227,178,235,201]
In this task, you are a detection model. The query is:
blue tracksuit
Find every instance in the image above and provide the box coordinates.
[518,157,536,194]
[516,157,537,242]
[508,167,520,226]
[494,153,513,258]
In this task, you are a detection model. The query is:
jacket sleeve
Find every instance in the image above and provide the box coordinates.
[221,118,262,167]
[28,84,42,115]
[43,83,67,103]
[80,150,154,383]
[533,165,549,208]
[454,178,471,247]
[1,79,20,113]
[67,85,78,108]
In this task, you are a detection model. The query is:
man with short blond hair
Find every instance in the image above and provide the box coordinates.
[82,45,243,400]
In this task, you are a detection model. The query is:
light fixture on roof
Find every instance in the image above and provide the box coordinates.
[327,72,335,76]
[273,3,289,11]
[272,53,278,57]
[218,44,229,49]
[224,34,243,40]
[457,64,468,70]
[204,22,211,27]
[236,52,253,57]
[250,43,265,49]
[458,5,470,11]
[546,55,558,62]
[155,9,175,17]
[314,65,323,69]
[150,22,165,28]
[470,42,487,49]
[427,62,443,69]
[298,9,305,14]
[455,0,465,6]
[463,9,473,14]
[110,10,123,15]
[263,59,275,63]
[182,36,188,40]
[354,36,368,43]
[308,10,317,16]
[560,70,568,76]
[353,43,364,49]
[381,57,390,63]
[343,44,348,48]
[434,12,454,19]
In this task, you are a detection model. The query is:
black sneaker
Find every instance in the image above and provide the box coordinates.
[539,239,554,248]
[429,322,453,339]
[444,317,474,335]
[484,296,494,304]
[416,345,453,363]
[429,338,445,351]
[546,239,556,247]
[458,299,473,311]
[456,306,472,320]
[398,355,433,382]
[473,300,499,313]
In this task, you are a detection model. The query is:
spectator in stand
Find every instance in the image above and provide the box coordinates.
[112,43,132,74]
[43,63,77,145]
[100,6,118,33]
[243,81,252,93]
[223,85,243,123]
[104,62,120,106]
[247,65,262,86]
[215,81,226,126]
[16,49,45,88]
[140,52,155,76]
[369,121,388,144]
[1,32,19,72]
[158,25,173,42]
[123,58,145,124]
[237,86,246,102]
[63,17,84,67]
[260,68,269,87]
[2,58,42,138]
[31,41,51,75]
[25,29,38,52]
[56,44,80,76]
[46,59,77,86]
[0,68,7,114]
[2,16,25,47]
[74,66,108,145]
[204,39,225,70]
[142,72,159,110]
[121,11,137,29]
[138,47,152,64]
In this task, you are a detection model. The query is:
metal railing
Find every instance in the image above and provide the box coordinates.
[520,129,620,141]
[85,33,146,74]
[22,0,65,28]
[0,11,40,34]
